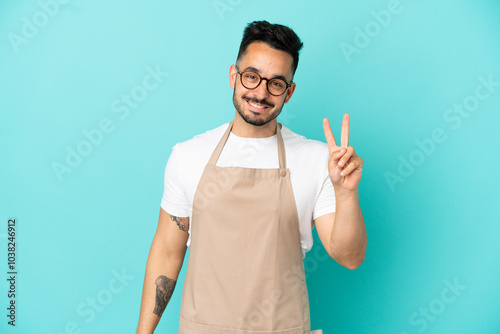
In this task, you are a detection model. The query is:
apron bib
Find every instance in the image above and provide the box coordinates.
[179,121,323,334]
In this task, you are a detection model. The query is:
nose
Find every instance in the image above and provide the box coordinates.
[252,79,270,99]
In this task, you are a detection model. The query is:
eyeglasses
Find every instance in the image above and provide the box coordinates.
[235,65,292,96]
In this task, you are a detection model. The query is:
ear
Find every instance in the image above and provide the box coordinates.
[229,65,237,89]
[283,82,296,104]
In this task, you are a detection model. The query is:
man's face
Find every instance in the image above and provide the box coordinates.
[230,42,296,127]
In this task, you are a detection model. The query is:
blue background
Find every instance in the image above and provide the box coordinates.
[1,0,499,333]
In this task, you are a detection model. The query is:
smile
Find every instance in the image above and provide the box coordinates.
[245,99,271,112]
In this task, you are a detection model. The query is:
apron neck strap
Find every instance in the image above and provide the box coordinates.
[207,121,287,169]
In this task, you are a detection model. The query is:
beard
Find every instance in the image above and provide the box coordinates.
[233,89,285,126]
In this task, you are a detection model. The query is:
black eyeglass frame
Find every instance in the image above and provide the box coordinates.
[234,65,293,96]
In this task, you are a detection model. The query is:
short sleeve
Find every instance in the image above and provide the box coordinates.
[160,144,190,217]
[312,169,336,221]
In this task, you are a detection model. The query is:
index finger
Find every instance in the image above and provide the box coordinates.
[323,118,338,154]
[340,114,350,148]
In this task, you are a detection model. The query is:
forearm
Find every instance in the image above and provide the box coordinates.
[329,187,367,269]
[137,245,184,333]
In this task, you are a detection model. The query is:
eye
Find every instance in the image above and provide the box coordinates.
[244,73,258,81]
[271,80,284,88]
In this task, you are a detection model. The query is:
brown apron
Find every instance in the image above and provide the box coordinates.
[179,121,323,334]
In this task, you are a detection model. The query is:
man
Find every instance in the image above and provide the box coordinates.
[137,20,366,334]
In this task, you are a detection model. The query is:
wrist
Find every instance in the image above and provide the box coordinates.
[333,186,359,199]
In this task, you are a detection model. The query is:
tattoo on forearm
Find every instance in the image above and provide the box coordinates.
[170,215,187,232]
[153,275,176,316]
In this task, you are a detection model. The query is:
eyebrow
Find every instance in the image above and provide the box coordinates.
[242,66,290,83]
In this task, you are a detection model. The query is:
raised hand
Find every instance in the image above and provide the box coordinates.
[323,114,363,191]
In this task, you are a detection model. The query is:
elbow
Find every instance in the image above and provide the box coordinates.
[329,238,367,270]
[343,257,364,270]
[329,251,365,270]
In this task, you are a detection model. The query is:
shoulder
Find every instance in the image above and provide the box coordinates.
[281,124,329,159]
[174,122,230,153]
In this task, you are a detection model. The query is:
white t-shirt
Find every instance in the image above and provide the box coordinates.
[161,122,336,258]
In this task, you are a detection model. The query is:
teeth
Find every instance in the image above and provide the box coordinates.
[248,101,267,109]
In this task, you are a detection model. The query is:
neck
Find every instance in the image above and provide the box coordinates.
[231,113,282,138]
